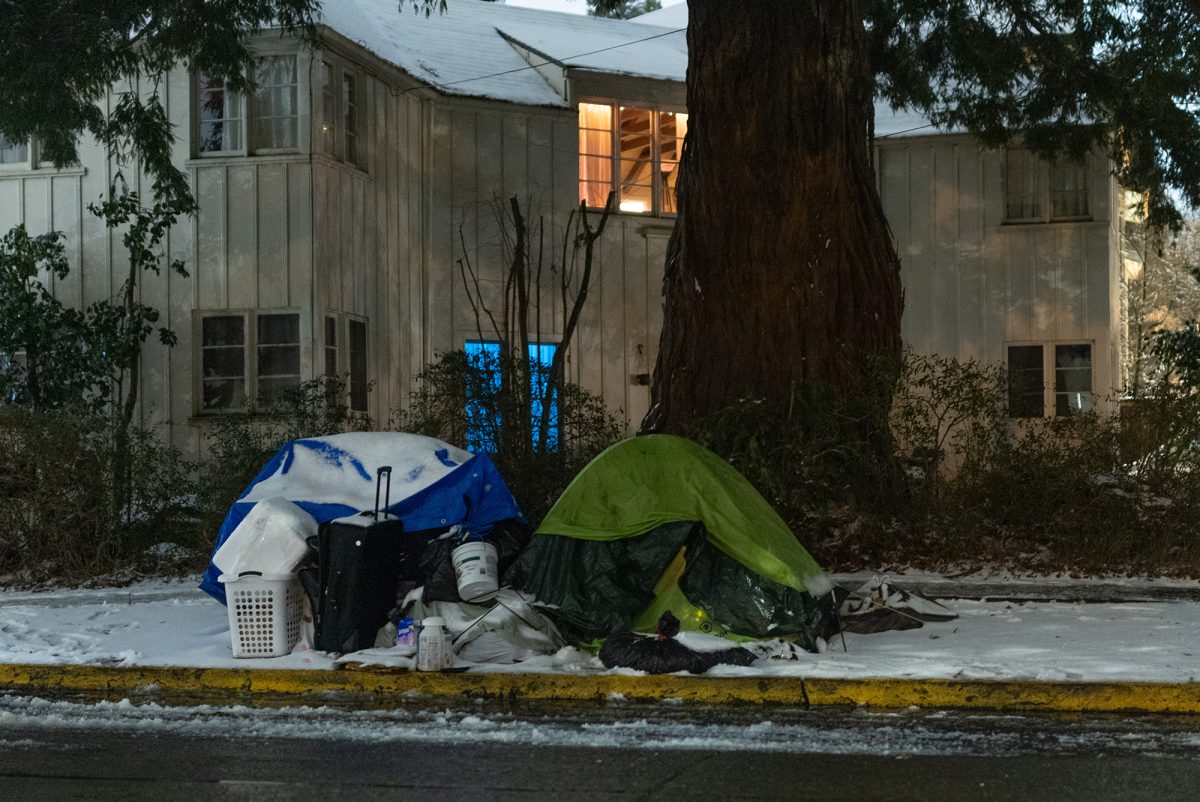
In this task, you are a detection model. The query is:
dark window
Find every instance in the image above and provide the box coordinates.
[324,315,339,407]
[349,319,368,413]
[343,72,359,165]
[256,313,301,403]
[319,61,336,156]
[1054,344,1093,416]
[1007,345,1044,418]
[201,316,246,410]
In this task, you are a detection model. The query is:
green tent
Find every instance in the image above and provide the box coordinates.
[508,435,837,651]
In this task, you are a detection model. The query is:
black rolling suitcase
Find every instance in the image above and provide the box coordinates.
[312,465,406,653]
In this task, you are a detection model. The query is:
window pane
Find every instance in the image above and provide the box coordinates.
[619,178,653,214]
[1050,159,1089,219]
[660,159,681,214]
[197,74,241,153]
[203,347,245,378]
[325,316,337,347]
[203,378,246,410]
[1007,345,1044,418]
[465,340,502,453]
[258,344,300,377]
[658,111,687,161]
[257,313,299,345]
[343,72,358,164]
[578,102,613,208]
[251,55,298,150]
[1005,150,1042,221]
[0,133,29,164]
[258,376,301,404]
[619,106,653,212]
[529,342,559,451]
[202,315,244,347]
[1054,344,1092,416]
[349,319,367,412]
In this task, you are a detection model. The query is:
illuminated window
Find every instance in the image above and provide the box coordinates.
[578,100,688,215]
[464,340,559,452]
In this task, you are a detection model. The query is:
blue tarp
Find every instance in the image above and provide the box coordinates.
[200,432,524,603]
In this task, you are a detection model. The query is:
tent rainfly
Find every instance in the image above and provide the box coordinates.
[508,435,837,651]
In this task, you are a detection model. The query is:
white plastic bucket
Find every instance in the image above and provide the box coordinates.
[452,541,499,601]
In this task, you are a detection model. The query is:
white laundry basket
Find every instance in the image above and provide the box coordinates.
[220,572,303,658]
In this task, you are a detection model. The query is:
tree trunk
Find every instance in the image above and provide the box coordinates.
[642,1,903,444]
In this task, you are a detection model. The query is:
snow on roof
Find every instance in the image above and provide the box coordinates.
[635,2,689,28]
[317,0,685,108]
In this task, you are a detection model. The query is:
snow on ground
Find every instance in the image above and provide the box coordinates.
[1,578,1198,683]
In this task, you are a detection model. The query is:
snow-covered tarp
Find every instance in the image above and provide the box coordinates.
[199,432,523,604]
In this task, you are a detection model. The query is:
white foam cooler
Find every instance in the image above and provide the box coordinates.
[220,572,303,658]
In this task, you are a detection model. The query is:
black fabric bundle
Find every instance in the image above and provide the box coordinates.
[598,611,757,674]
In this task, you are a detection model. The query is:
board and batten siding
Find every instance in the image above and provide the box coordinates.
[408,96,667,433]
[0,67,210,453]
[877,135,1122,408]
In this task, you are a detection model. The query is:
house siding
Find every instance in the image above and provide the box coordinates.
[877,135,1122,408]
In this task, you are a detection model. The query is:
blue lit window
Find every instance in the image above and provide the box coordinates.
[464,340,559,453]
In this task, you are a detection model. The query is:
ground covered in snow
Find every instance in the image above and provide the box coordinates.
[1,577,1198,683]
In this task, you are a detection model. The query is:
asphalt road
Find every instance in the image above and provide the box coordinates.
[3,696,1200,800]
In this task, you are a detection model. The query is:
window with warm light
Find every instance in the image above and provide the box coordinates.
[578,100,687,215]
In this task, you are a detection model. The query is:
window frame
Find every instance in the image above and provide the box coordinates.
[320,311,370,416]
[248,53,301,154]
[195,71,247,158]
[314,56,365,170]
[193,308,304,415]
[192,49,306,159]
[577,97,688,217]
[0,133,33,170]
[463,338,561,453]
[1003,148,1091,225]
[1005,340,1095,418]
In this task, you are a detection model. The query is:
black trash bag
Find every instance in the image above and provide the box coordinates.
[420,518,533,603]
[598,611,757,675]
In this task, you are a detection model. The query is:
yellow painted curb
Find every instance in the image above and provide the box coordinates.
[0,663,1197,715]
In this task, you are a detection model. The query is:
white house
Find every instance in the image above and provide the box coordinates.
[0,0,1124,454]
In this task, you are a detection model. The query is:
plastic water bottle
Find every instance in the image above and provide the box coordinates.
[416,616,448,671]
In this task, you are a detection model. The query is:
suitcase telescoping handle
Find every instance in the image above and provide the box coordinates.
[374,465,392,520]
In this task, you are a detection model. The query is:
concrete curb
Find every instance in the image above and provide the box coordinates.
[2,663,1198,715]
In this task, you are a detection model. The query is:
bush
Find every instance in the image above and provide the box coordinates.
[0,405,197,584]
[686,349,1200,576]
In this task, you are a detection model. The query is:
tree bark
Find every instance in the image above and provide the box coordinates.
[642,1,903,442]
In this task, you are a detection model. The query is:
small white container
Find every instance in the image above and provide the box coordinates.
[452,541,499,601]
[219,572,303,658]
[416,616,451,671]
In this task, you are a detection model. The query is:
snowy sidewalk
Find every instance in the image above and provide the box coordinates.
[0,577,1198,685]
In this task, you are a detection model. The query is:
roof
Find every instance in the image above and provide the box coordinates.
[317,0,686,108]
